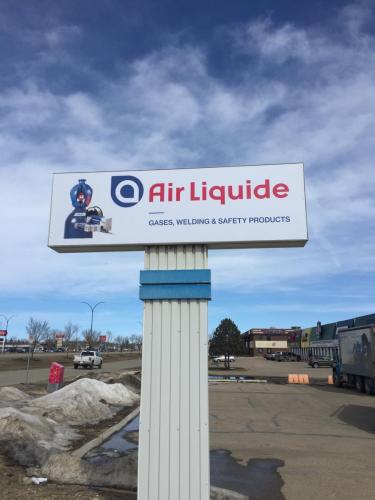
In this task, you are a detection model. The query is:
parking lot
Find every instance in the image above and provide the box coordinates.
[209,358,375,499]
[1,354,375,499]
[209,355,333,381]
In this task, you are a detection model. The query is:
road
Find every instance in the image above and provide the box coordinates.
[0,358,142,386]
[209,379,375,500]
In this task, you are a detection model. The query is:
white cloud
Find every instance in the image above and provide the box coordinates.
[45,25,82,48]
[1,3,375,309]
[237,19,317,64]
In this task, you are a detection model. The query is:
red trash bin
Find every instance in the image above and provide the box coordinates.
[47,362,64,392]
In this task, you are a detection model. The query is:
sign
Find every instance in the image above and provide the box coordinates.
[99,335,107,343]
[48,163,308,252]
[254,340,288,348]
[301,328,312,347]
[251,328,294,335]
[310,340,339,348]
[0,330,7,337]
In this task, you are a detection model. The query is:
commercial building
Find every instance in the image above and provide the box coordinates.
[242,328,298,357]
[290,313,375,360]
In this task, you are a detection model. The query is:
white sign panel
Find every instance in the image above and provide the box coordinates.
[254,341,288,349]
[48,163,308,252]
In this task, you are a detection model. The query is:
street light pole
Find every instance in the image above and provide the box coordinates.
[81,302,104,346]
[0,314,15,353]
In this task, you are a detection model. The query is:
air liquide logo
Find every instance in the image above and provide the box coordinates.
[111,176,144,207]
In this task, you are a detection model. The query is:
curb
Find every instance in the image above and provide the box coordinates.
[72,406,140,458]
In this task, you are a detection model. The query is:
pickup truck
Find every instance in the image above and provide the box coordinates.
[73,350,103,369]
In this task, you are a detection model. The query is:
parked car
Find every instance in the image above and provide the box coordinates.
[308,357,334,368]
[275,352,301,362]
[212,355,235,363]
[269,351,284,361]
[73,350,103,369]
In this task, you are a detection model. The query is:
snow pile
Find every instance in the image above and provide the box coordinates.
[0,387,31,403]
[29,378,139,425]
[0,407,78,466]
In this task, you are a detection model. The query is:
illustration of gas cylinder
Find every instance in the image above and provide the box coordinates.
[64,179,93,239]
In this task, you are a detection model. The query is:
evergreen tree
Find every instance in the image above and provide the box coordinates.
[209,318,244,357]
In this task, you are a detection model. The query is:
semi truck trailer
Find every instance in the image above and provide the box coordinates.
[333,325,375,394]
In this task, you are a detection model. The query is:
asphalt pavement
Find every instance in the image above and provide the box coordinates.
[209,378,375,500]
[209,355,332,380]
[2,354,373,499]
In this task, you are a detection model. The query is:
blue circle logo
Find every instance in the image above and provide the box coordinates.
[111,175,144,207]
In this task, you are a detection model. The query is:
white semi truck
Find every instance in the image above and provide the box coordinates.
[333,325,375,394]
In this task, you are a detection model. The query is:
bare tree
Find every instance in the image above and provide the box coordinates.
[114,335,123,351]
[82,328,100,348]
[130,334,143,357]
[115,335,129,352]
[64,322,79,350]
[105,330,113,344]
[46,329,58,351]
[26,318,50,358]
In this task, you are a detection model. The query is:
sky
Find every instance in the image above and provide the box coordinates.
[1,0,375,340]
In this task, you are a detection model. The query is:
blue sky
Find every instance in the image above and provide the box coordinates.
[1,0,375,339]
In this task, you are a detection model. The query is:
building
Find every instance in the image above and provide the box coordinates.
[242,328,298,357]
[290,313,375,360]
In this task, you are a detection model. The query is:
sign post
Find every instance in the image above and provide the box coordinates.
[48,163,308,500]
[138,245,210,499]
[0,330,7,353]
[55,332,65,349]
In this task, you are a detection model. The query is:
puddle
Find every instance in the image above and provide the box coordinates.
[336,405,375,433]
[209,375,266,382]
[101,415,139,452]
[86,418,285,499]
[85,415,139,463]
[211,450,285,500]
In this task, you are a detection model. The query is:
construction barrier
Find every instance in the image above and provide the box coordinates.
[288,374,309,384]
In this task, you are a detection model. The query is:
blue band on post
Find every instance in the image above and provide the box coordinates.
[140,269,211,285]
[139,269,211,300]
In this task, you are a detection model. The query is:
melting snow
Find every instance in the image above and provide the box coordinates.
[28,378,139,424]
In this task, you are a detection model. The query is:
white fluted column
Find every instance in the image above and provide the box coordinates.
[138,245,210,500]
